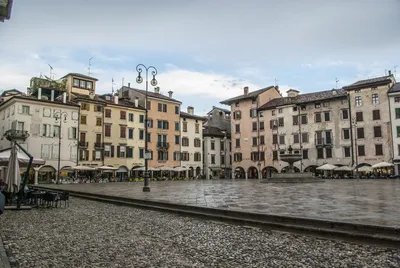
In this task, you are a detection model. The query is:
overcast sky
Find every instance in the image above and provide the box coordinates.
[1,0,399,114]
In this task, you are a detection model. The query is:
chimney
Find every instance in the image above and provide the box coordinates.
[134,97,139,107]
[114,95,118,104]
[168,91,173,98]
[244,86,249,95]
[287,89,300,97]
[63,92,67,103]
[388,70,392,76]
[128,82,131,88]
[187,106,194,115]
[50,89,55,102]
[154,87,160,94]
[38,88,42,100]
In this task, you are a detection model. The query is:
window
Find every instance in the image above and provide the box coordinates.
[157,120,169,130]
[301,105,306,111]
[279,135,285,145]
[325,148,332,158]
[182,137,189,146]
[342,109,349,120]
[398,144,400,156]
[95,105,102,113]
[195,123,200,133]
[194,138,201,147]
[252,137,257,146]
[374,126,382,138]
[259,111,264,118]
[139,129,144,140]
[211,155,216,164]
[22,105,30,114]
[139,148,144,159]
[146,101,151,110]
[147,119,153,128]
[317,148,324,159]
[270,120,277,129]
[233,110,242,120]
[315,103,321,108]
[278,118,284,127]
[181,152,189,161]
[70,127,78,139]
[173,151,181,161]
[221,155,225,165]
[53,125,60,137]
[355,96,362,106]
[372,93,379,104]
[315,113,322,123]
[128,128,134,139]
[120,126,126,138]
[183,122,188,132]
[356,112,363,122]
[126,147,133,158]
[324,112,330,121]
[357,128,364,139]
[117,146,126,158]
[259,121,264,130]
[235,124,240,133]
[343,128,350,140]
[158,103,167,112]
[81,103,89,111]
[86,81,93,90]
[41,144,50,158]
[175,106,179,114]
[211,140,215,150]
[120,111,126,120]
[129,113,134,122]
[105,109,111,118]
[175,135,180,145]
[395,97,400,103]
[175,122,180,131]
[272,110,276,116]
[301,115,307,125]
[81,115,87,124]
[252,122,257,131]
[344,147,351,158]
[302,133,308,143]
[272,134,278,144]
[235,138,240,147]
[293,115,299,125]
[375,144,383,155]
[73,78,79,87]
[105,125,111,137]
[302,149,308,159]
[358,145,365,156]
[146,133,151,142]
[234,153,243,162]
[323,102,329,107]
[293,106,298,112]
[293,133,299,143]
[250,109,257,118]
[139,115,144,123]
[96,118,102,126]
[372,110,380,120]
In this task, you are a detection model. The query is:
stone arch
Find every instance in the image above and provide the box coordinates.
[234,167,245,179]
[38,165,56,183]
[116,165,129,180]
[189,167,194,177]
[262,166,278,179]
[196,167,201,176]
[281,166,300,173]
[247,166,259,179]
[304,165,318,174]
[356,163,371,168]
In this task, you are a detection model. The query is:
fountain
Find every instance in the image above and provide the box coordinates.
[262,145,323,183]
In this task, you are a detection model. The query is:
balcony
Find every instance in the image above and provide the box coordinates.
[94,142,104,149]
[315,138,333,147]
[4,129,29,141]
[157,142,169,151]
[78,141,88,148]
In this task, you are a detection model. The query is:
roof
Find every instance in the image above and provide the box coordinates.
[98,94,145,110]
[120,86,182,103]
[203,126,230,138]
[61,73,98,81]
[389,83,400,93]
[343,75,392,90]
[207,106,231,115]
[0,89,24,97]
[180,111,207,121]
[71,93,107,104]
[0,95,80,109]
[220,86,276,105]
[258,88,347,111]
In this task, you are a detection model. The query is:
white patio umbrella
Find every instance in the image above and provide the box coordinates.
[5,145,21,194]
[72,165,96,171]
[372,162,394,169]
[334,166,352,171]
[97,166,118,171]
[158,166,173,171]
[173,167,189,172]
[354,165,373,172]
[316,164,337,171]
[134,166,159,171]
[0,148,45,166]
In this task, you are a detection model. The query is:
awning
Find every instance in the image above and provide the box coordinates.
[116,166,128,173]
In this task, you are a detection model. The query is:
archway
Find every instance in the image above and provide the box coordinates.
[262,166,278,179]
[356,163,371,169]
[234,167,245,179]
[304,165,318,174]
[247,166,259,179]
[281,166,300,173]
[189,167,194,177]
[38,165,56,183]
[195,167,201,176]
[116,165,129,181]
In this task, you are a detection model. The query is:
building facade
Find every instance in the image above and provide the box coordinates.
[258,89,352,177]
[388,82,400,174]
[0,90,79,183]
[180,106,205,177]
[119,86,181,168]
[99,94,146,177]
[220,86,281,179]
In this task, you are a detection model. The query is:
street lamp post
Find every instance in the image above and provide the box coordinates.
[352,116,359,180]
[54,111,68,184]
[136,64,158,192]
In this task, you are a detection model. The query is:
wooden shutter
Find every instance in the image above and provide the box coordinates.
[111,145,114,157]
[117,146,120,158]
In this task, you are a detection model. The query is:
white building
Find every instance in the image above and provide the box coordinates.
[180,106,205,177]
[388,82,400,174]
[0,88,80,184]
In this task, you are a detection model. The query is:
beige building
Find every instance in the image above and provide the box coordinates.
[343,74,397,169]
[119,85,182,168]
[258,88,352,177]
[99,94,146,177]
[388,82,400,174]
[220,86,281,179]
[61,73,98,101]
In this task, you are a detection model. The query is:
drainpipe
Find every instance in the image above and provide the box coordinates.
[102,104,105,167]
[256,99,261,179]
[298,104,302,172]
[347,92,355,167]
[77,105,81,166]
[388,90,395,173]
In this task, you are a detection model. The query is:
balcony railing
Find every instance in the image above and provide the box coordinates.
[78,141,88,148]
[94,142,104,149]
[4,129,29,141]
[157,142,169,150]
[315,137,333,147]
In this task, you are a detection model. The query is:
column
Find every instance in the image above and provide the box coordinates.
[34,167,39,185]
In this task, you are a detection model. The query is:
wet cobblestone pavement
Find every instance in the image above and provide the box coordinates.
[41,179,400,227]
